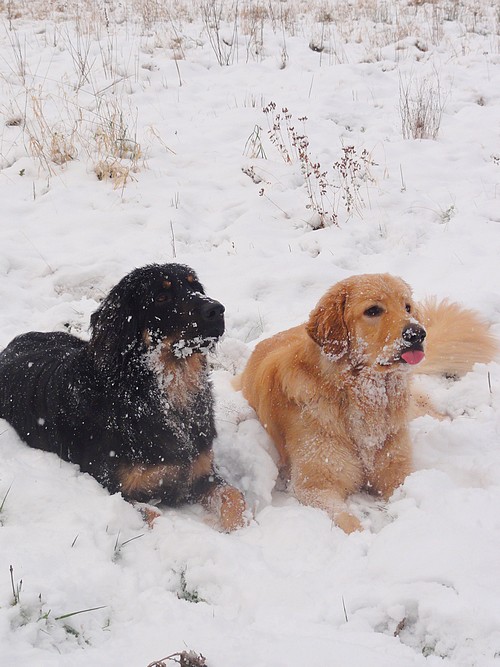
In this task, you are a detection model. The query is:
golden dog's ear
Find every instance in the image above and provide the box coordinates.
[306,284,349,359]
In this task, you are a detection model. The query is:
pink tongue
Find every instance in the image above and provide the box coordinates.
[401,349,425,365]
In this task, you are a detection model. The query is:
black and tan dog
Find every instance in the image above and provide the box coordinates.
[0,263,245,531]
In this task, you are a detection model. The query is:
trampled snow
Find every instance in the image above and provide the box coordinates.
[0,1,500,665]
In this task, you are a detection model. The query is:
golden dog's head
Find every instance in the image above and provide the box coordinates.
[306,273,426,371]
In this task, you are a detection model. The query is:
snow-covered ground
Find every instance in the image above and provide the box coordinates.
[1,1,500,664]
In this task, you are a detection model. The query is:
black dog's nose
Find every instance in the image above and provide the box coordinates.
[402,324,426,345]
[201,299,225,322]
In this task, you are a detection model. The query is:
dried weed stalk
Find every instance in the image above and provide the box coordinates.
[399,73,445,140]
[200,0,239,65]
[147,650,207,667]
[262,102,374,228]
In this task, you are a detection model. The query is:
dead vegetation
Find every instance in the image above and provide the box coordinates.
[0,0,497,184]
[146,650,207,667]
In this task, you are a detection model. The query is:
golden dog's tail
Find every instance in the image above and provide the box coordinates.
[415,298,498,376]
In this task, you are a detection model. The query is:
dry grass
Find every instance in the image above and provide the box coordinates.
[2,8,145,185]
[3,0,498,48]
[399,72,445,140]
[6,80,144,185]
[0,0,498,186]
[146,650,207,667]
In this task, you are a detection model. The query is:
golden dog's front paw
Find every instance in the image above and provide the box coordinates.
[334,510,363,534]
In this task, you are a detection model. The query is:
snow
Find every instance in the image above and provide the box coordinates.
[1,1,500,665]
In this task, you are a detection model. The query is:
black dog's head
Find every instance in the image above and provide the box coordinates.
[89,263,225,375]
[134,263,225,351]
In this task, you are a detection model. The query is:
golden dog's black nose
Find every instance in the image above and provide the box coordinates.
[402,324,426,346]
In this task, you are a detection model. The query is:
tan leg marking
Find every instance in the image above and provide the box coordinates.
[138,505,162,528]
[117,463,182,498]
[190,450,214,482]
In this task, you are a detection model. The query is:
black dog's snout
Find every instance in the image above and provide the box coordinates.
[201,299,225,322]
[402,323,426,345]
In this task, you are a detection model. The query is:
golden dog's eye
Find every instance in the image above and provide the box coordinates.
[364,305,383,317]
[405,303,411,313]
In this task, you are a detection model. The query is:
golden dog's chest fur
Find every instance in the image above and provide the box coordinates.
[240,273,497,533]
[343,368,410,469]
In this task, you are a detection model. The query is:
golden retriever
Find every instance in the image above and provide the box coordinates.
[239,273,497,533]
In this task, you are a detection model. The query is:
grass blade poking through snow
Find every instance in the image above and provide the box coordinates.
[54,605,107,621]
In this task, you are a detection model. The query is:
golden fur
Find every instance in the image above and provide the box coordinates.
[239,273,497,533]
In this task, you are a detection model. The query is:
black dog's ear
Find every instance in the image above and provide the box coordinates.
[89,274,150,377]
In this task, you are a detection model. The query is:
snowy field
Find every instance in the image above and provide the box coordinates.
[1,0,500,665]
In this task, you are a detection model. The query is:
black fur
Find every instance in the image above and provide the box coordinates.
[0,263,229,505]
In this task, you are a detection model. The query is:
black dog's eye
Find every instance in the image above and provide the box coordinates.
[405,303,412,313]
[364,305,384,317]
[155,292,171,304]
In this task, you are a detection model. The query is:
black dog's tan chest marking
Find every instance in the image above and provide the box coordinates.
[147,340,206,412]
